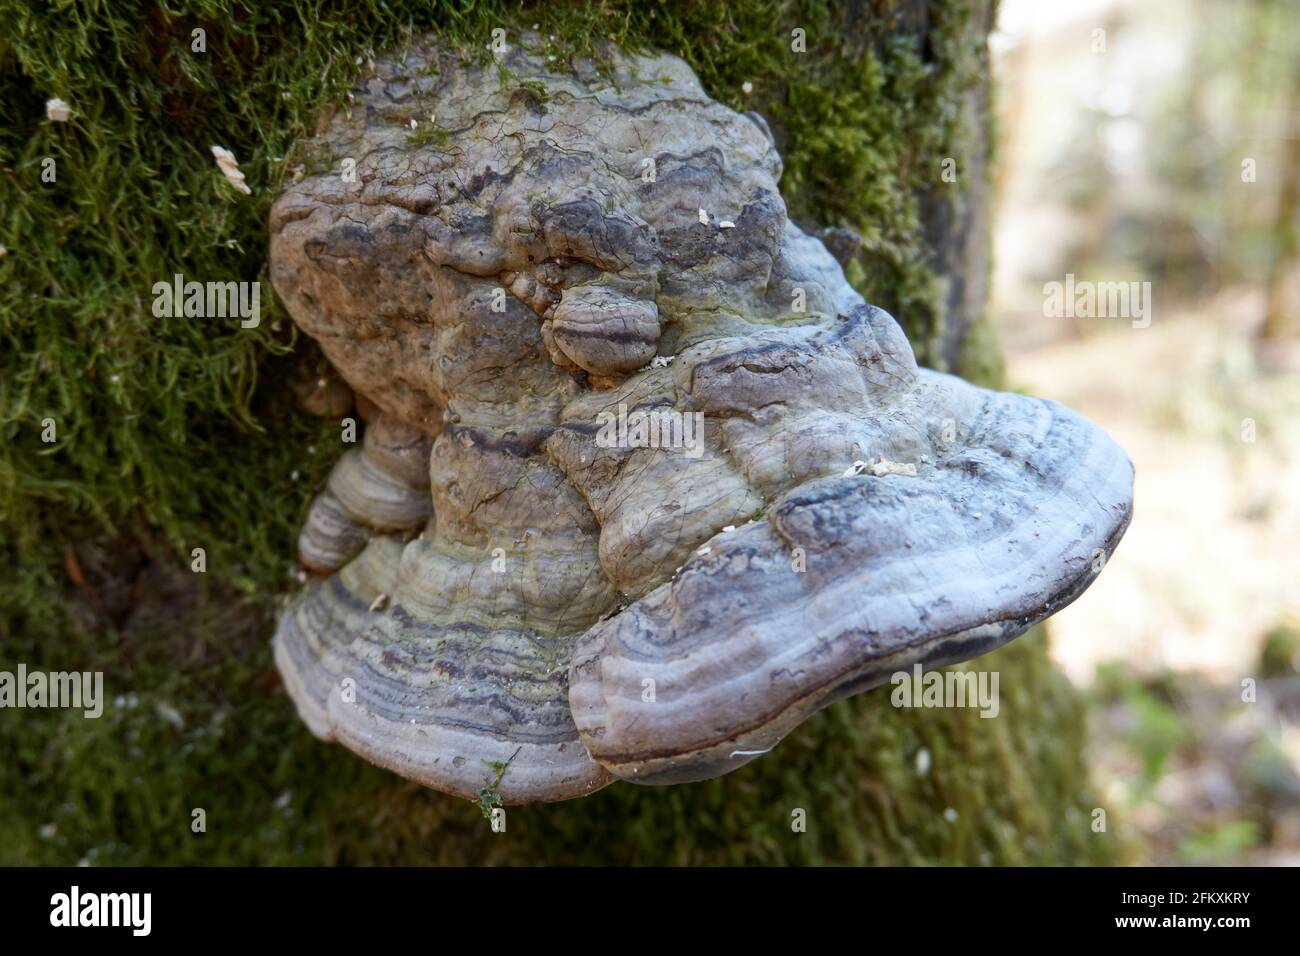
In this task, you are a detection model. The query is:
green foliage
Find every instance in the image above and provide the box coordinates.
[1257,620,1300,678]
[1092,665,1191,797]
[1177,821,1261,865]
[0,0,1113,865]
[476,750,519,820]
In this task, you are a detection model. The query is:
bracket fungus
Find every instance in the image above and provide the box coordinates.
[269,39,1134,803]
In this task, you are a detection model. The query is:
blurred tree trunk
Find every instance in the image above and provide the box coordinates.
[1262,67,1300,340]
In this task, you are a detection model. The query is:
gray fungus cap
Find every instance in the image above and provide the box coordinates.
[268,38,1134,803]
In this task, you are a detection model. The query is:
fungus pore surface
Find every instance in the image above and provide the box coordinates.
[269,38,1134,804]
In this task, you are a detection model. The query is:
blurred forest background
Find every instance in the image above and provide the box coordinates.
[991,0,1300,864]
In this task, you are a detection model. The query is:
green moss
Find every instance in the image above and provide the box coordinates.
[0,0,1116,865]
[405,124,449,148]
[475,749,519,820]
[956,311,1007,388]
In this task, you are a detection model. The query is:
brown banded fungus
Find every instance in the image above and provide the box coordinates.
[269,39,1134,803]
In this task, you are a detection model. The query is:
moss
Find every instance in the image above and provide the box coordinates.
[475,750,519,820]
[956,311,1007,388]
[405,124,449,148]
[0,0,1115,865]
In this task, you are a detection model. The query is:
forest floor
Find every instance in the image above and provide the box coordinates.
[1000,288,1300,865]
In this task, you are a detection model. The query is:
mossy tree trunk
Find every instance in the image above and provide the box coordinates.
[0,0,1116,864]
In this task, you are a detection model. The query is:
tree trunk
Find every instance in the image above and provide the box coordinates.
[1,0,1118,865]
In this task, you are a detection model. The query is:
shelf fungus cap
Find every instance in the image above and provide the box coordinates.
[269,39,1133,802]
